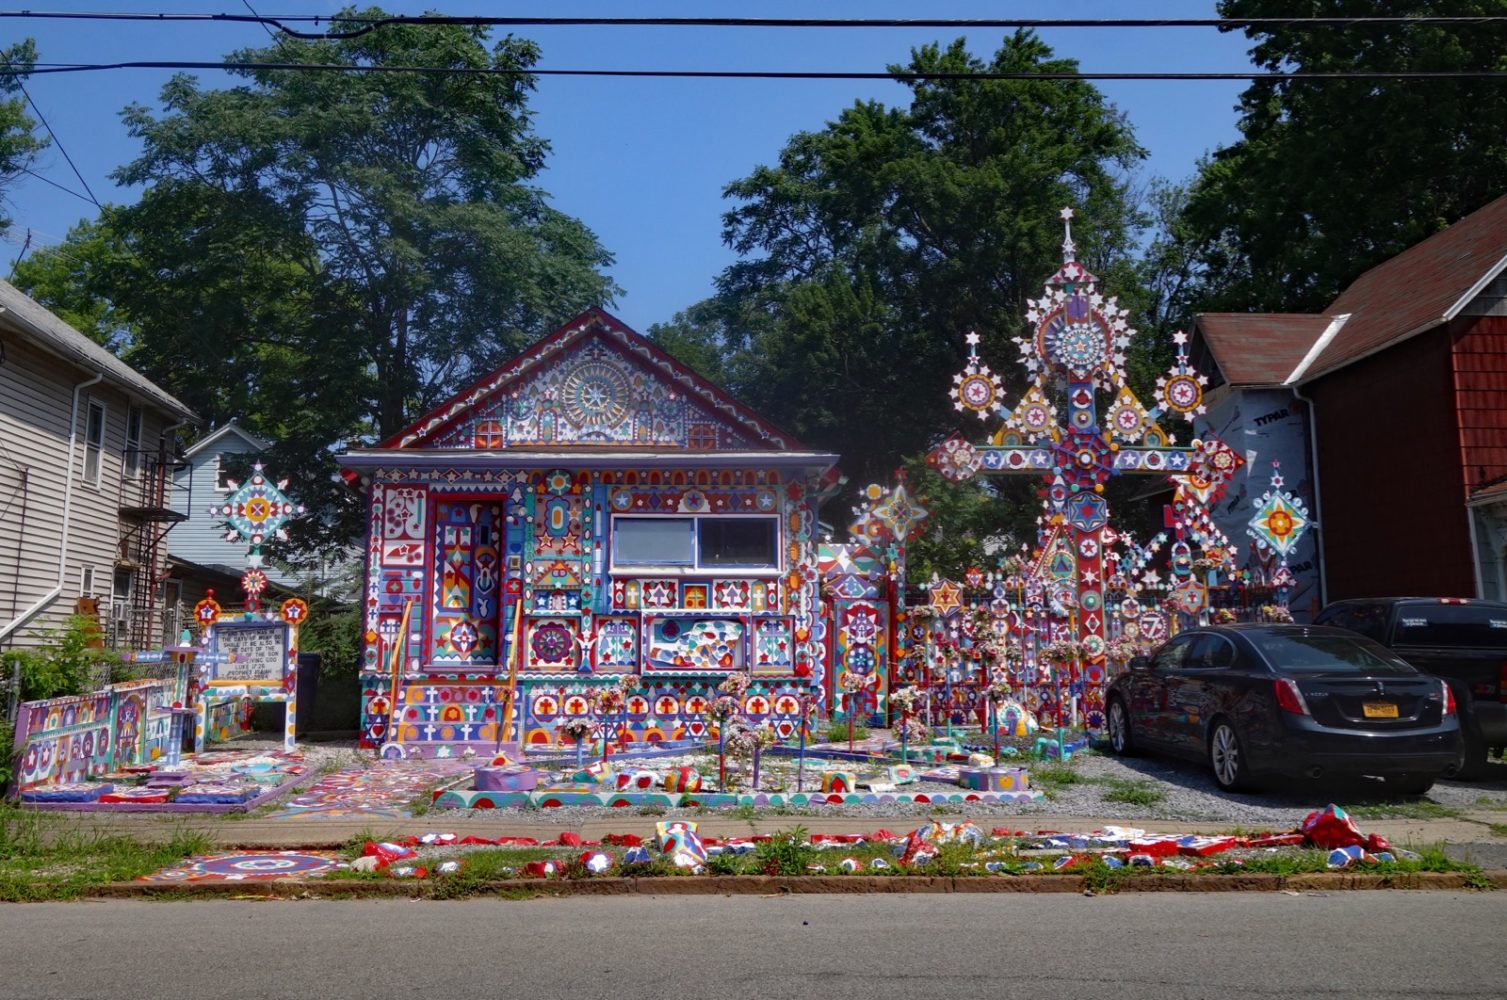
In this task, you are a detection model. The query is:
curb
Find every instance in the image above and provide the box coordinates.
[71,869,1507,901]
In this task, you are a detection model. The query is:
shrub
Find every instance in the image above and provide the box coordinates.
[6,616,119,701]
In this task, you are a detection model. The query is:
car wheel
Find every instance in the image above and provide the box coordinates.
[1384,775,1436,797]
[1106,697,1137,756]
[1456,726,1489,781]
[1208,719,1251,793]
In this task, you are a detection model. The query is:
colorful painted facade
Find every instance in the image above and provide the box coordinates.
[340,309,839,757]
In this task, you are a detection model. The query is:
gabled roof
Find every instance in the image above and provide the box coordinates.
[1192,192,1507,387]
[0,279,196,421]
[1192,314,1332,387]
[1307,192,1507,380]
[382,307,809,452]
[183,420,270,460]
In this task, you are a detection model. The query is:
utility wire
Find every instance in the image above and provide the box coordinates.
[3,12,1507,38]
[17,165,95,206]
[0,56,102,207]
[9,61,1507,82]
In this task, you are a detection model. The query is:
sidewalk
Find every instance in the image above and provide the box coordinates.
[35,808,1507,851]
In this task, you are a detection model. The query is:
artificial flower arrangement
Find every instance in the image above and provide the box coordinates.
[1040,638,1085,665]
[888,686,922,714]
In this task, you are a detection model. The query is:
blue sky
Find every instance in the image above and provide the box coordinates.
[2,1,1255,332]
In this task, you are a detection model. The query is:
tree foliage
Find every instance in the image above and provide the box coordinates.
[0,39,47,236]
[1179,0,1507,313]
[14,8,617,554]
[660,33,1151,578]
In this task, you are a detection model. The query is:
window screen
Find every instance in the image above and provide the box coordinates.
[613,518,694,565]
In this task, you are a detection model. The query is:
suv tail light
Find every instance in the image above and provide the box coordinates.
[1274,678,1311,716]
[1442,679,1457,716]
[1499,661,1507,704]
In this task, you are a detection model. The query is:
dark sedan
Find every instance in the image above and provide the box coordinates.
[1105,625,1462,794]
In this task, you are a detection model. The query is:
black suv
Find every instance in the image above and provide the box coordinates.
[1315,598,1507,778]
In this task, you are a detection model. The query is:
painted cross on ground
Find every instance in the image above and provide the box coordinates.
[927,208,1233,731]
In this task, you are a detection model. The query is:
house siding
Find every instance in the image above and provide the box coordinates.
[1451,314,1507,493]
[0,334,183,650]
[170,431,261,568]
[1308,325,1472,599]
[1196,383,1323,618]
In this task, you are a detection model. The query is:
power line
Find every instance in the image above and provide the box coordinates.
[10,60,1507,82]
[17,165,96,207]
[3,12,1507,39]
[0,50,103,208]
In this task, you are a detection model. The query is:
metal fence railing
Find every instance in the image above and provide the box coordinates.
[1,656,19,725]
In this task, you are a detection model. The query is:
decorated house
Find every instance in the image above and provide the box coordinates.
[340,308,840,756]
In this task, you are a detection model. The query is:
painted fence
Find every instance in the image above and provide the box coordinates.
[9,678,179,793]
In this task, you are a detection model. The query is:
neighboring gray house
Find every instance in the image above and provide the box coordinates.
[166,422,319,604]
[0,279,197,652]
[170,421,275,574]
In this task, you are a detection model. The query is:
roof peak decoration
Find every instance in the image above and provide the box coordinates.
[383,308,804,453]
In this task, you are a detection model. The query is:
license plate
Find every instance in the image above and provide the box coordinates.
[1363,702,1399,719]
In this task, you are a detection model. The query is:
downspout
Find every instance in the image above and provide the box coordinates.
[0,370,104,642]
[1283,314,1350,612]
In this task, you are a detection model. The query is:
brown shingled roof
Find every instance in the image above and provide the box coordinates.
[1193,193,1507,387]
[1192,313,1331,386]
[1302,193,1507,381]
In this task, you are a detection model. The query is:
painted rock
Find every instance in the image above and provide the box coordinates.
[663,766,702,794]
[820,771,858,794]
[614,769,658,791]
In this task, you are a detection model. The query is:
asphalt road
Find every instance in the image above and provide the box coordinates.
[3,893,1504,999]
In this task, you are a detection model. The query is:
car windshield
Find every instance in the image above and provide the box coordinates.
[1392,604,1507,649]
[1249,634,1416,676]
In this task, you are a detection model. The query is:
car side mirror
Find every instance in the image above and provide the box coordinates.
[1128,655,1151,672]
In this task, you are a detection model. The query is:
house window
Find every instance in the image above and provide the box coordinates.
[81,566,98,597]
[215,456,236,491]
[613,518,695,566]
[699,518,777,568]
[610,515,780,571]
[687,424,718,450]
[82,400,106,486]
[473,420,506,449]
[124,404,143,479]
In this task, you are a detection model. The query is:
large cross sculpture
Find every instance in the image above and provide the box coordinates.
[927,208,1230,730]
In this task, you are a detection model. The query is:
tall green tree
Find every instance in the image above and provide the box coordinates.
[15,8,617,554]
[1179,1,1507,313]
[0,40,47,236]
[674,33,1149,576]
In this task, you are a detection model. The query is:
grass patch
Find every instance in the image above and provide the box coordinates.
[1029,763,1087,788]
[1101,779,1165,807]
[822,720,871,744]
[754,825,814,876]
[1488,824,1507,839]
[1344,799,1462,821]
[0,807,211,901]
